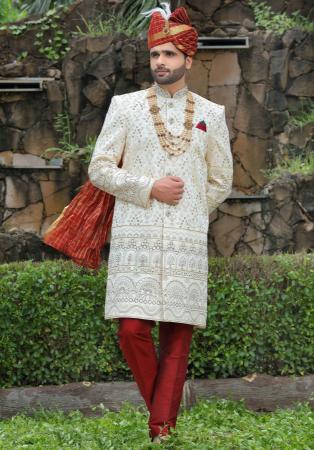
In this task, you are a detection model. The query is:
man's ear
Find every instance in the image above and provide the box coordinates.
[185,56,193,70]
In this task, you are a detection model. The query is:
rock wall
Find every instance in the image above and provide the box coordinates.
[175,0,313,31]
[0,0,313,261]
[208,173,314,257]
[59,18,313,195]
[0,229,61,263]
[0,172,312,264]
[0,166,84,237]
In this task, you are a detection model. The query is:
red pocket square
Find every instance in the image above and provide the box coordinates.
[196,120,207,132]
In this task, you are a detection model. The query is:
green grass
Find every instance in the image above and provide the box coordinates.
[287,99,314,130]
[263,152,314,181]
[289,107,314,129]
[0,398,313,449]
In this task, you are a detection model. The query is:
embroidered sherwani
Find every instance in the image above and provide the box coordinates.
[88,84,233,329]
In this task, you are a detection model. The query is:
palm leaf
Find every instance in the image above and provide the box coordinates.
[117,0,160,33]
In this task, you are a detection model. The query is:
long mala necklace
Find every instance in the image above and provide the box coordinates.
[147,85,195,156]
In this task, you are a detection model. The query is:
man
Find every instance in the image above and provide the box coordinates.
[88,5,233,444]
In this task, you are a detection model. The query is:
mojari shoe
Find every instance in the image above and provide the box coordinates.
[152,434,171,444]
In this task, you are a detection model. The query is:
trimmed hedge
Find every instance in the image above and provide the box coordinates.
[0,254,313,388]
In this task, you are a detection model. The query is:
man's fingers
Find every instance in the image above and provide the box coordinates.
[168,176,182,180]
[171,181,184,189]
[171,195,183,203]
[169,176,184,184]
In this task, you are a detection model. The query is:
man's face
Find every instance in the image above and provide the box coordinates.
[150,42,192,85]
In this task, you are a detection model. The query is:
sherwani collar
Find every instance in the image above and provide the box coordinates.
[153,82,188,99]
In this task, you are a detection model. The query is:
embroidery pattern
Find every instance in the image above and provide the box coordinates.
[88,86,233,329]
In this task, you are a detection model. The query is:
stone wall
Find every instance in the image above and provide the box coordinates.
[208,173,314,257]
[174,1,313,30]
[0,171,312,264]
[0,165,84,237]
[0,0,313,261]
[0,229,61,263]
[60,15,313,195]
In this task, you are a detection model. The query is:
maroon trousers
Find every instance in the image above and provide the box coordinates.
[117,318,194,439]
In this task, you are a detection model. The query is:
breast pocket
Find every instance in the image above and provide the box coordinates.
[191,127,208,160]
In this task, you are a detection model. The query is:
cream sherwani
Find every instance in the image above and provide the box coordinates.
[88,83,233,329]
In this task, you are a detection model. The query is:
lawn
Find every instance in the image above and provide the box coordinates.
[0,398,313,449]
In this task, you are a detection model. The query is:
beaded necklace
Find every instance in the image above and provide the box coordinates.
[147,85,195,156]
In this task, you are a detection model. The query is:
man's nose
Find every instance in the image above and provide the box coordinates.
[156,54,166,65]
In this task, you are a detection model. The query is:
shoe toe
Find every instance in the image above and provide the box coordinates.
[152,434,170,444]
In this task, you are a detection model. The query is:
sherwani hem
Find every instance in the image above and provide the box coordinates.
[104,314,206,329]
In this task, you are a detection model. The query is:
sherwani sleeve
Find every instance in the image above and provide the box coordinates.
[205,105,233,216]
[88,95,155,208]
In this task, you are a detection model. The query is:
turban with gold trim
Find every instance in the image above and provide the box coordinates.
[145,5,198,56]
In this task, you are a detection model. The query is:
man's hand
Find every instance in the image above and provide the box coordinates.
[150,176,185,205]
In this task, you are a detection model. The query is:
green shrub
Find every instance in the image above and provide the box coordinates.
[249,0,314,35]
[0,260,126,388]
[191,254,314,378]
[0,254,313,388]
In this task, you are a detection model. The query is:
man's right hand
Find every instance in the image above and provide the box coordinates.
[150,176,185,205]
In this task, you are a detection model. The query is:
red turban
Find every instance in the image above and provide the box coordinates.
[147,7,198,57]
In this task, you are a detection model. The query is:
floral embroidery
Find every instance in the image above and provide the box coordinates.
[88,86,233,329]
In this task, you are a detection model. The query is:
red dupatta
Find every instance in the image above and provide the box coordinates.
[43,179,115,270]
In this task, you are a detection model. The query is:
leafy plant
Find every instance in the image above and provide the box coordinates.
[288,99,314,130]
[116,0,160,34]
[74,0,161,39]
[263,152,314,181]
[74,13,139,38]
[248,0,314,35]
[0,0,27,23]
[0,5,70,62]
[264,99,314,181]
[16,50,28,61]
[21,0,74,16]
[33,9,70,61]
[41,112,96,164]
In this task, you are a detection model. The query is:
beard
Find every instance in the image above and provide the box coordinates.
[151,62,187,85]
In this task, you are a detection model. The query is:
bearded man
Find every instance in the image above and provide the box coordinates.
[88,4,233,444]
